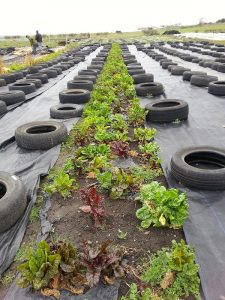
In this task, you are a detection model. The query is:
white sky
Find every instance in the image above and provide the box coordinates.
[1,0,225,36]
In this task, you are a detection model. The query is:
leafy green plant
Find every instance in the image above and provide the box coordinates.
[44,170,78,199]
[97,167,137,199]
[128,99,147,126]
[134,127,156,143]
[121,283,154,300]
[139,142,161,164]
[17,241,61,290]
[74,143,111,174]
[141,240,200,300]
[136,181,188,228]
[80,240,124,287]
[117,229,128,240]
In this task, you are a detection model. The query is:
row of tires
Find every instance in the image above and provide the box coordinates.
[144,47,225,96]
[0,46,97,116]
[159,44,225,73]
[15,46,111,150]
[168,41,225,58]
[0,44,111,234]
[121,45,189,123]
[133,44,225,191]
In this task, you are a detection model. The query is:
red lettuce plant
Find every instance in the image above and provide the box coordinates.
[79,186,106,227]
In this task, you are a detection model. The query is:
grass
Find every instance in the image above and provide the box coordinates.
[14,242,34,263]
[1,271,15,286]
[29,195,44,223]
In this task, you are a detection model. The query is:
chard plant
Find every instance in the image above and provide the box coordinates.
[80,240,124,287]
[136,181,188,229]
[79,186,107,227]
[44,170,78,199]
[134,127,156,143]
[17,241,61,290]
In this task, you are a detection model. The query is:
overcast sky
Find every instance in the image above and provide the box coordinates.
[1,0,225,36]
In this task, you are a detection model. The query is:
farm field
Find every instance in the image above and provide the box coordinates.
[0,5,225,299]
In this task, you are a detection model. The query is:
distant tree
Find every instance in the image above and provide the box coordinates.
[163,30,181,35]
[142,29,159,35]
[116,30,122,33]
[216,18,225,23]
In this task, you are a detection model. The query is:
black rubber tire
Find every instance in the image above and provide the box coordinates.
[146,99,189,123]
[26,73,48,84]
[55,64,67,71]
[161,62,177,69]
[67,80,93,91]
[128,69,145,75]
[135,82,164,96]
[87,65,103,71]
[50,67,62,75]
[0,91,26,105]
[0,74,16,84]
[127,65,143,70]
[191,75,218,87]
[59,89,91,104]
[0,100,7,115]
[0,172,27,233]
[183,71,207,81]
[13,72,24,80]
[28,66,42,74]
[168,64,178,71]
[50,104,83,119]
[124,59,138,65]
[9,82,36,95]
[132,73,154,84]
[78,70,98,76]
[18,79,42,88]
[171,147,225,190]
[211,62,220,70]
[39,69,57,78]
[73,75,96,83]
[208,81,225,96]
[217,64,225,73]
[0,79,6,87]
[170,66,191,75]
[15,121,68,150]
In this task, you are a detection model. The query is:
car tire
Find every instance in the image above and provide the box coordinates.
[171,147,225,190]
[9,82,36,95]
[208,81,225,96]
[0,100,7,115]
[0,172,27,233]
[59,89,91,104]
[67,80,93,91]
[50,104,83,119]
[135,82,164,96]
[15,121,68,150]
[146,99,189,123]
[0,91,26,105]
[191,75,218,87]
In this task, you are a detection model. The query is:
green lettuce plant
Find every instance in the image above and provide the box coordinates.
[136,181,188,228]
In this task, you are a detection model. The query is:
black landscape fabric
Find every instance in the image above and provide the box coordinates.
[129,45,225,300]
[0,47,100,275]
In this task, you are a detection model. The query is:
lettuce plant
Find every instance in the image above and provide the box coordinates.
[17,241,61,290]
[136,181,188,228]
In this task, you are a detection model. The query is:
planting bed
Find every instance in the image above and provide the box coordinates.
[131,43,225,300]
[0,44,201,300]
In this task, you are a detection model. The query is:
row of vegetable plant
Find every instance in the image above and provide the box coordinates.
[15,43,200,299]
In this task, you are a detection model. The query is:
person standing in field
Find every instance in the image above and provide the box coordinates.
[26,35,38,55]
[35,30,43,49]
